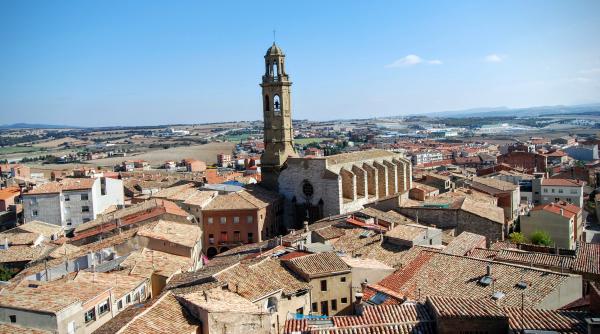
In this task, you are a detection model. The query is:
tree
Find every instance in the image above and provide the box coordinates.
[508,232,527,244]
[0,265,15,281]
[530,230,552,246]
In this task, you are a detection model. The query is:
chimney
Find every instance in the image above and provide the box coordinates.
[560,208,564,216]
[361,279,368,291]
[303,221,309,233]
[354,292,365,316]
[486,265,492,277]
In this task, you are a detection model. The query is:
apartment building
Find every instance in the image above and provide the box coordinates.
[532,178,585,207]
[284,252,352,316]
[22,177,124,228]
[521,202,582,249]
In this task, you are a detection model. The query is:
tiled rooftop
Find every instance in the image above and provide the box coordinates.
[120,247,192,278]
[385,224,429,241]
[113,292,199,334]
[442,232,486,256]
[365,251,574,308]
[0,276,112,313]
[541,178,585,187]
[136,220,201,248]
[16,221,63,237]
[285,252,350,279]
[73,271,146,300]
[0,323,51,334]
[0,244,54,264]
[503,307,592,334]
[427,296,506,319]
[215,257,309,301]
[25,178,95,195]
[179,288,262,313]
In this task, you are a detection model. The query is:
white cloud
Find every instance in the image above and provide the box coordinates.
[386,54,441,68]
[484,54,504,63]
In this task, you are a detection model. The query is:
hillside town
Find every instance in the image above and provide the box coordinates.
[0,43,599,334]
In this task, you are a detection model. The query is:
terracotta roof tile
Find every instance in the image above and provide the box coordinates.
[115,292,199,334]
[442,232,486,256]
[25,178,96,194]
[427,296,506,318]
[285,252,350,279]
[503,307,591,334]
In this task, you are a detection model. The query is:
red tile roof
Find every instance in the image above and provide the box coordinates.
[541,178,585,187]
[0,187,20,200]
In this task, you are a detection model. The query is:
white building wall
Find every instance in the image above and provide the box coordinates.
[23,193,63,226]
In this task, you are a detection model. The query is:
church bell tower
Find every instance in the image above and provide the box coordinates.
[260,42,297,191]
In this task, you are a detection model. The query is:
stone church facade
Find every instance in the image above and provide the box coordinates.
[278,150,412,225]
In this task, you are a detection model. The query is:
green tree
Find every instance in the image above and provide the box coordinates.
[530,230,552,246]
[508,232,527,244]
[0,265,15,281]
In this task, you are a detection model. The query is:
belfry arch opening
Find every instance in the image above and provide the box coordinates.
[273,95,281,115]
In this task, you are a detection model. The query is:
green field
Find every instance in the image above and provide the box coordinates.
[294,137,333,145]
[0,146,45,155]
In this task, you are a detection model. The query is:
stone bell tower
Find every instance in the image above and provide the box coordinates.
[260,42,297,191]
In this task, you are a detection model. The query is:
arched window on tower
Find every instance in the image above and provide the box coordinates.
[264,95,270,112]
[272,62,278,79]
[273,95,281,115]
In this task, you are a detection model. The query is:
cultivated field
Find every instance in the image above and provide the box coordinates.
[89,141,235,167]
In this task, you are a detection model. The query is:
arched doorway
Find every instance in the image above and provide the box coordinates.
[219,246,230,253]
[206,247,218,258]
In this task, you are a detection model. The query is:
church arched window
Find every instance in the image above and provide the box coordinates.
[264,95,270,112]
[273,95,281,115]
[302,181,314,198]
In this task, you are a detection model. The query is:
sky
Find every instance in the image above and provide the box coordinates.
[1,1,599,127]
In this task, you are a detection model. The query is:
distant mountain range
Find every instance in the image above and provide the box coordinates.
[0,123,84,129]
[425,103,600,118]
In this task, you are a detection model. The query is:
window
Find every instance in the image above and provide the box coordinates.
[273,95,281,115]
[220,217,226,224]
[567,198,572,203]
[117,300,123,310]
[320,301,329,316]
[320,280,327,291]
[571,189,578,194]
[64,195,70,201]
[248,233,254,243]
[84,308,96,323]
[233,216,240,224]
[234,231,240,241]
[32,210,38,217]
[340,276,346,282]
[331,299,338,311]
[296,307,304,314]
[551,189,555,193]
[209,234,215,244]
[341,297,348,304]
[220,231,228,242]
[68,321,75,334]
[82,206,90,213]
[126,294,131,304]
[247,215,253,224]
[302,181,314,197]
[98,300,110,315]
[558,189,564,194]
[312,303,318,312]
[66,219,72,226]
[9,315,16,323]
[81,194,89,200]
[208,217,213,224]
[83,218,90,223]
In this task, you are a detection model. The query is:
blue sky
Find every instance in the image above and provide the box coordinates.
[1,1,599,127]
